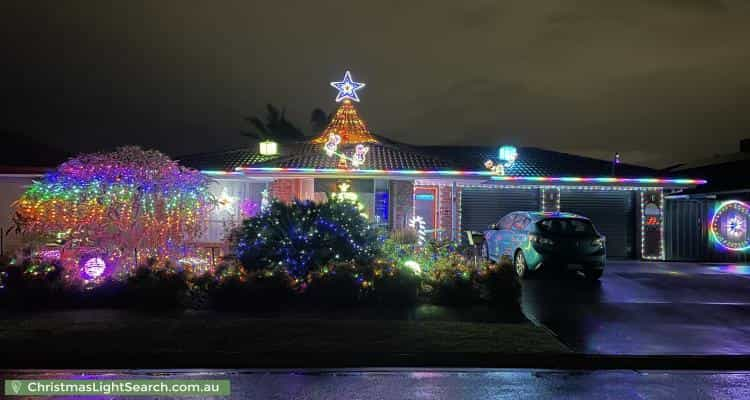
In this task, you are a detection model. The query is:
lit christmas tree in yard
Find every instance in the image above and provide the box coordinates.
[13,146,214,280]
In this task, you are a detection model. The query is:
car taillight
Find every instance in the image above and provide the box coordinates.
[530,234,555,246]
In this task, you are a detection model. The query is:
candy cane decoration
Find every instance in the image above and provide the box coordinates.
[409,216,427,246]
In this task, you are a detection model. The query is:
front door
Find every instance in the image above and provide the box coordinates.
[414,186,438,239]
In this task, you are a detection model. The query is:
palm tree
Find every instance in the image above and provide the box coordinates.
[241,104,307,142]
[310,108,331,135]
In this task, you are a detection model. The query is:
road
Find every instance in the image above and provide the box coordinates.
[521,260,750,355]
[2,369,749,399]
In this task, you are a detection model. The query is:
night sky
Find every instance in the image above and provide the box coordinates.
[2,1,749,167]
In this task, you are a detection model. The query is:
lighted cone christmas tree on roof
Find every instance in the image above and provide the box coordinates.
[311,70,378,146]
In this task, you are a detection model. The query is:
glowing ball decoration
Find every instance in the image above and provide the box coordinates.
[81,256,107,279]
[404,260,422,275]
[710,200,750,252]
[498,145,518,167]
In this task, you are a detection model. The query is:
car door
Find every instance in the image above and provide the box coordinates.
[487,213,512,260]
[498,213,517,259]
[510,213,532,254]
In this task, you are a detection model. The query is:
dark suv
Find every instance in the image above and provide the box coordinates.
[482,211,606,280]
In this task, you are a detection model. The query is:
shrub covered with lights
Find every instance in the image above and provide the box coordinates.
[233,198,380,279]
[209,260,296,311]
[121,261,191,310]
[0,258,66,308]
[379,232,520,307]
[13,146,214,280]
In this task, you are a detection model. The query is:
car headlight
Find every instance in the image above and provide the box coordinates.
[592,237,605,247]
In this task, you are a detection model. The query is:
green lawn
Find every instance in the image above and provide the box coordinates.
[0,309,567,367]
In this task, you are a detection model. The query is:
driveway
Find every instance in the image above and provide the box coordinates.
[521,260,750,355]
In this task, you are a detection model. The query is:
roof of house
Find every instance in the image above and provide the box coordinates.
[662,154,750,196]
[175,147,281,171]
[414,145,659,178]
[0,133,69,175]
[178,139,663,178]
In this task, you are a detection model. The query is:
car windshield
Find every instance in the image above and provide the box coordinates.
[537,218,596,236]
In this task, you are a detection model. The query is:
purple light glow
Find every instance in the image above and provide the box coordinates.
[240,199,260,217]
[79,255,107,280]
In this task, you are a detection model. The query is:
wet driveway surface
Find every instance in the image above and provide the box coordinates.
[2,369,749,399]
[521,260,750,355]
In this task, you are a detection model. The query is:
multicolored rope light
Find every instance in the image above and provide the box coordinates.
[230,166,706,186]
[490,176,706,185]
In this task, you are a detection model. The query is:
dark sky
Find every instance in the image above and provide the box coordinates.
[2,1,749,167]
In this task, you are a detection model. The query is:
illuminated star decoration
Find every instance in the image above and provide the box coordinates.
[330,70,366,102]
[217,188,237,212]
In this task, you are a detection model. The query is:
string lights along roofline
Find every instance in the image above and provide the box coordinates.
[221,167,707,185]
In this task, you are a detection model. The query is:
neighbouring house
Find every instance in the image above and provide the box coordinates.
[178,72,706,261]
[0,134,69,256]
[662,139,750,262]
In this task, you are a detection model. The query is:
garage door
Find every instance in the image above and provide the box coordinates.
[461,188,539,231]
[560,190,635,258]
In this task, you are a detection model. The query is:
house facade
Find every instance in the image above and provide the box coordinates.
[662,139,750,263]
[179,71,706,261]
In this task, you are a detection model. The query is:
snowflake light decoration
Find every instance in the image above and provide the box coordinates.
[727,216,745,237]
[217,187,237,212]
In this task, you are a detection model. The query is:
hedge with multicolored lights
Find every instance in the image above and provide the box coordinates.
[13,146,214,276]
[232,197,379,279]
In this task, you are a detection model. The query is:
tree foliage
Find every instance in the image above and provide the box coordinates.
[233,199,380,278]
[241,104,308,142]
[13,146,214,255]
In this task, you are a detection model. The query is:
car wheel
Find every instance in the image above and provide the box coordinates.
[514,250,528,279]
[481,242,490,262]
[584,269,603,281]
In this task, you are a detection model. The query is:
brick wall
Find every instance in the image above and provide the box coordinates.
[269,178,314,203]
[437,185,461,241]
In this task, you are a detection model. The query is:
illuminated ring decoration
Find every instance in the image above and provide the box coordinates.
[710,200,750,252]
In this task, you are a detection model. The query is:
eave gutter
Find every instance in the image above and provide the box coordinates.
[202,168,707,189]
